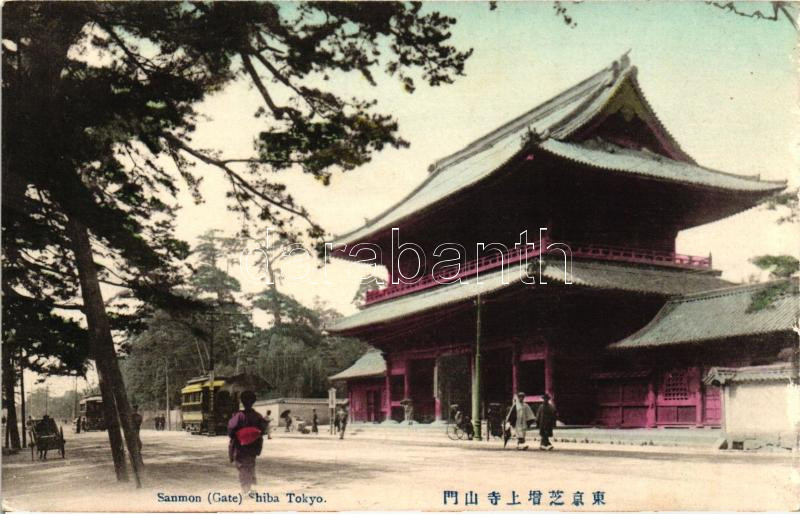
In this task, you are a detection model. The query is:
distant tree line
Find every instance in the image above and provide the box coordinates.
[120,230,368,410]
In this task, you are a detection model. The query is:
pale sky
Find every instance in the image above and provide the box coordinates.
[31,2,799,397]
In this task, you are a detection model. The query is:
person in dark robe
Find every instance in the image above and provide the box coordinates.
[536,393,557,450]
[131,405,144,464]
[336,402,349,440]
[311,409,318,434]
[228,391,267,493]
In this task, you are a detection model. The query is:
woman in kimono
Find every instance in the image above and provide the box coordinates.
[228,391,267,493]
[505,392,535,450]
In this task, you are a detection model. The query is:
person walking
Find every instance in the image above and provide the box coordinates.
[131,405,144,465]
[228,391,267,493]
[336,401,349,440]
[311,409,318,434]
[264,410,273,440]
[536,393,557,451]
[505,392,535,450]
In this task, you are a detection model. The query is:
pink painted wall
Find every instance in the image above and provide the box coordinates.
[347,377,386,423]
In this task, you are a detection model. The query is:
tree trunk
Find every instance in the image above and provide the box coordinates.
[96,368,128,482]
[67,216,141,486]
[2,351,21,450]
[266,258,282,327]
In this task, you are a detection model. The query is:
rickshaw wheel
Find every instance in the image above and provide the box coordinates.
[446,424,459,441]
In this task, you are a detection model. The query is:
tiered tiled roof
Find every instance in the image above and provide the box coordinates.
[329,260,732,333]
[332,55,785,247]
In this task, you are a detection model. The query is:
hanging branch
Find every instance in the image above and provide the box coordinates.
[707,1,798,30]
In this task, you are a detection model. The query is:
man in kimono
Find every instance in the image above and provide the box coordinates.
[131,405,143,465]
[505,392,535,450]
[228,391,267,493]
[536,393,557,450]
[264,410,273,440]
[336,401,349,439]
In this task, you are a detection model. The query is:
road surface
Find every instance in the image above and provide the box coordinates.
[2,428,797,511]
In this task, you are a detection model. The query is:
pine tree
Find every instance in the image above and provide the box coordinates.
[3,2,472,482]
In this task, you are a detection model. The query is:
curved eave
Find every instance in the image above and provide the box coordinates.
[536,139,787,194]
[328,261,734,335]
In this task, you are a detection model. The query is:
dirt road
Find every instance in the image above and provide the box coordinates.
[2,429,797,511]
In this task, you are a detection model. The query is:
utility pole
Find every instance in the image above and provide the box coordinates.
[471,293,482,439]
[19,351,26,448]
[206,310,217,436]
[72,376,78,419]
[165,358,171,431]
[45,384,49,416]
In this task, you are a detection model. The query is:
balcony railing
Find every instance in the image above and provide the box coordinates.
[364,239,712,306]
[567,242,712,269]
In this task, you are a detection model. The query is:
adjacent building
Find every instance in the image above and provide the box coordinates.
[329,349,387,422]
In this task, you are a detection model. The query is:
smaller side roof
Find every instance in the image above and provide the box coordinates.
[610,279,798,350]
[328,350,387,381]
[704,363,794,385]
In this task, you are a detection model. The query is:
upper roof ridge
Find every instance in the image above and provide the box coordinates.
[426,54,632,175]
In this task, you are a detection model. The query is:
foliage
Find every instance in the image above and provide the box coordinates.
[121,231,368,406]
[3,1,472,382]
[762,189,799,224]
[351,280,382,307]
[23,389,80,421]
[746,280,794,313]
[746,255,799,312]
[750,255,799,279]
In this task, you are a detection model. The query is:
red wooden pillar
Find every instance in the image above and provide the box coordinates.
[403,359,411,400]
[646,376,657,428]
[511,342,519,396]
[384,356,392,420]
[691,366,703,427]
[433,358,442,421]
[544,340,554,397]
[348,389,354,421]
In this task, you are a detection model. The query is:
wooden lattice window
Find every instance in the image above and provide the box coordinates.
[662,371,689,401]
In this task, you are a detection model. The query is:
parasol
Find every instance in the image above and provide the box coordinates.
[280,409,291,418]
[503,422,512,448]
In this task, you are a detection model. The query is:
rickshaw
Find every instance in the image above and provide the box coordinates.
[485,402,505,440]
[446,403,475,440]
[28,416,66,460]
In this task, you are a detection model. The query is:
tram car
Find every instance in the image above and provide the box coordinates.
[78,395,106,431]
[180,374,265,435]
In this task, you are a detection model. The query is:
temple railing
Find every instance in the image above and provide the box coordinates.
[364,239,712,306]
[567,242,712,270]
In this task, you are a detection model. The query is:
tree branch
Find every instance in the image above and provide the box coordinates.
[240,52,288,120]
[163,134,317,227]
